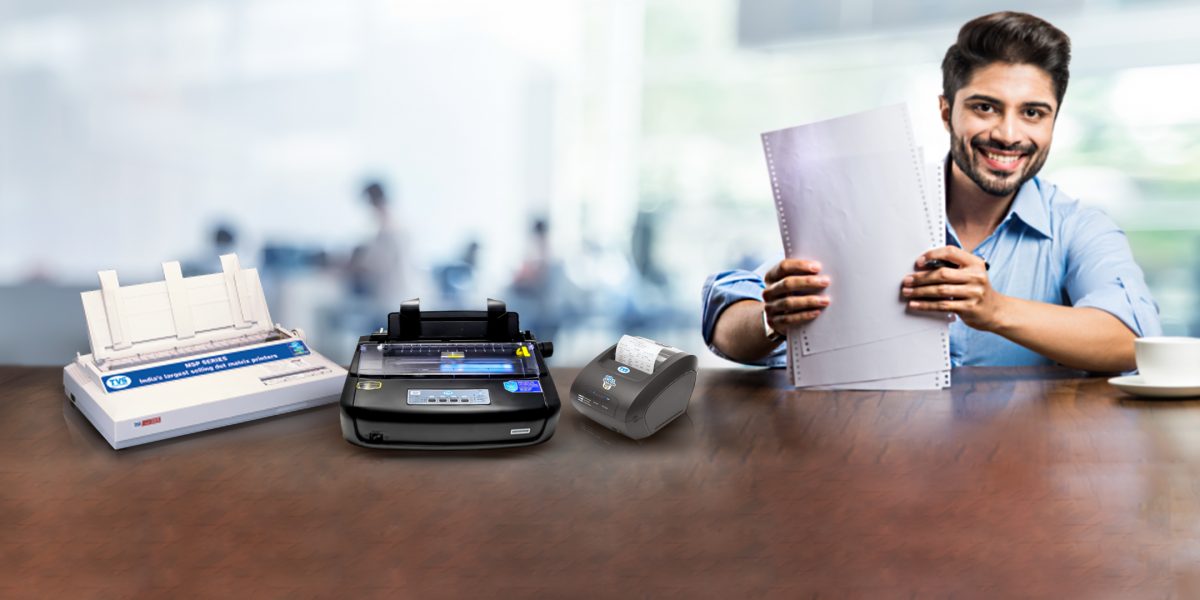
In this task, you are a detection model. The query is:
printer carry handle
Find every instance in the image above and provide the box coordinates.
[485,298,509,341]
[386,298,522,342]
[393,298,423,339]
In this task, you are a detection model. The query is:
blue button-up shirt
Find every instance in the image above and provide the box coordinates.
[701,175,1162,367]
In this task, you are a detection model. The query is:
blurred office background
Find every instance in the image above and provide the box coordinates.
[3,0,1199,366]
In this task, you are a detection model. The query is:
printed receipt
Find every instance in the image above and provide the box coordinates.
[616,335,664,374]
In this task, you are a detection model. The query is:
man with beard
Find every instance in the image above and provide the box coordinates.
[702,11,1161,372]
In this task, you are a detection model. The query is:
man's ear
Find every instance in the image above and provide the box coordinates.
[939,95,952,133]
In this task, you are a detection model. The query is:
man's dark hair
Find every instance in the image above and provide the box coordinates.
[941,12,1071,109]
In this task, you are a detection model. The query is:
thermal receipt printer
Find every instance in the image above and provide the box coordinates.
[569,336,696,440]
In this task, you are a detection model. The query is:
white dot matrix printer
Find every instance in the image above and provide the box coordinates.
[63,254,346,449]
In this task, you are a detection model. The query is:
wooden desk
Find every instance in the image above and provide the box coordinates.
[2,365,1198,598]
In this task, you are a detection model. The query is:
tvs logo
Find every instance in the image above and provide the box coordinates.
[105,375,132,390]
[133,416,161,428]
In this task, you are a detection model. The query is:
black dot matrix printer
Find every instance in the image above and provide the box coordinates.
[340,299,560,450]
[570,335,697,440]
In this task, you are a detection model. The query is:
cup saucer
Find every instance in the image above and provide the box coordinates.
[1108,375,1200,398]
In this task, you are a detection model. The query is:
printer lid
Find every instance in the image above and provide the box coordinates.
[356,341,541,378]
[80,254,275,367]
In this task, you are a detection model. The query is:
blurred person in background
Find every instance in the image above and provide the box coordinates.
[347,180,407,313]
[509,218,563,342]
[620,209,685,336]
[433,239,481,305]
[182,221,239,276]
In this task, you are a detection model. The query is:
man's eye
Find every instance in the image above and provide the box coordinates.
[1025,109,1043,119]
[974,104,994,113]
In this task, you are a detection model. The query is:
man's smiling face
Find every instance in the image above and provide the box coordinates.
[941,62,1058,198]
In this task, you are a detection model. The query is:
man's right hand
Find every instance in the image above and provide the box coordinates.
[762,259,831,332]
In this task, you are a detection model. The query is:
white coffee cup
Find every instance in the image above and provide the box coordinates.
[1135,337,1200,386]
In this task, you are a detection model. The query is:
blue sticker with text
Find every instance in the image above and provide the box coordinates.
[503,380,542,393]
[101,341,310,393]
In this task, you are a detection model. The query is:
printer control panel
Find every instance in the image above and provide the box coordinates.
[573,390,616,417]
[407,389,491,405]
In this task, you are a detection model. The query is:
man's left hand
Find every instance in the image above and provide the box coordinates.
[902,246,1008,331]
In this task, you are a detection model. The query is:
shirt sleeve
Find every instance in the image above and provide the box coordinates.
[700,262,787,368]
[1063,208,1162,338]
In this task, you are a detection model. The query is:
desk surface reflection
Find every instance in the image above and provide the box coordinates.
[1,365,1196,598]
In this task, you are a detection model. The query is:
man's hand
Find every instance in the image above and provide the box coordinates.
[902,246,1008,331]
[762,259,831,332]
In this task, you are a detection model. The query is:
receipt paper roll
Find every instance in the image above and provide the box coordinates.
[616,335,667,374]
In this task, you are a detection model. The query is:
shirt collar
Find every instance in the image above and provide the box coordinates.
[1007,177,1053,239]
